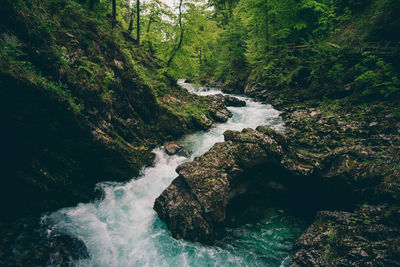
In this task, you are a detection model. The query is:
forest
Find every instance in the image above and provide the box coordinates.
[95,0,400,98]
[0,0,399,266]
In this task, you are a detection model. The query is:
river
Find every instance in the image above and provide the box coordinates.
[43,80,306,267]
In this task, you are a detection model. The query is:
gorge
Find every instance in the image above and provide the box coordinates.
[1,0,399,266]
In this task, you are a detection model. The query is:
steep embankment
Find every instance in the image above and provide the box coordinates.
[253,90,400,266]
[0,0,230,221]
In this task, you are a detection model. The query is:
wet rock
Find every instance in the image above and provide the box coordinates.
[211,94,246,107]
[244,84,284,108]
[272,103,399,265]
[154,127,314,243]
[291,205,400,267]
[164,142,182,155]
[154,119,399,264]
[210,108,232,122]
[153,176,215,243]
[0,216,89,266]
[200,114,213,128]
[175,148,191,158]
[204,81,224,88]
[193,94,233,123]
[223,95,246,107]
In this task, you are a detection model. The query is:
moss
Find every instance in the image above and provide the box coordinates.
[226,144,235,149]
[0,35,83,113]
[322,246,340,264]
[326,231,338,243]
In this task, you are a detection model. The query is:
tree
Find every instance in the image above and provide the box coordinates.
[167,0,184,67]
[137,0,140,47]
[214,15,248,91]
[89,0,98,11]
[140,0,174,56]
[209,0,240,25]
[112,0,117,28]
[128,5,135,32]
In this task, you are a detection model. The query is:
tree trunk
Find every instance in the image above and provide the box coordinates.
[199,49,202,65]
[89,0,95,10]
[128,9,134,32]
[167,0,184,67]
[112,0,116,28]
[146,17,153,33]
[264,0,269,51]
[136,0,140,47]
[126,3,131,23]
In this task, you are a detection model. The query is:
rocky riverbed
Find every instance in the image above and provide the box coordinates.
[155,85,400,266]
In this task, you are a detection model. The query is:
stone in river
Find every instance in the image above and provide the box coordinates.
[164,142,183,155]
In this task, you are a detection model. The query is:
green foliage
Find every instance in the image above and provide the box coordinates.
[3,0,399,116]
[0,34,25,60]
[213,15,248,90]
[353,53,400,98]
[191,0,400,101]
[157,1,221,81]
[0,32,83,113]
[77,56,116,100]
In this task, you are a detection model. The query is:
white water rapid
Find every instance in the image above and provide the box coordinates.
[44,80,303,267]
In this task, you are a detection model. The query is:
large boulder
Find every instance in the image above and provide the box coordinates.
[223,95,246,107]
[210,108,232,122]
[154,127,314,243]
[211,94,246,107]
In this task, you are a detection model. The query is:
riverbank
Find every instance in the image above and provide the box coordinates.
[248,85,400,265]
[155,82,400,265]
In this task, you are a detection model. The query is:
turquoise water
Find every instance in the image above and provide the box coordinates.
[43,81,306,266]
[221,207,308,267]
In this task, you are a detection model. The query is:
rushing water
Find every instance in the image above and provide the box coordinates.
[43,80,306,267]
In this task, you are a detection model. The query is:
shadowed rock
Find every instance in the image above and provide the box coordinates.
[223,95,246,107]
[154,126,314,243]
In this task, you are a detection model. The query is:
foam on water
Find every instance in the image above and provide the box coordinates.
[44,81,303,267]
